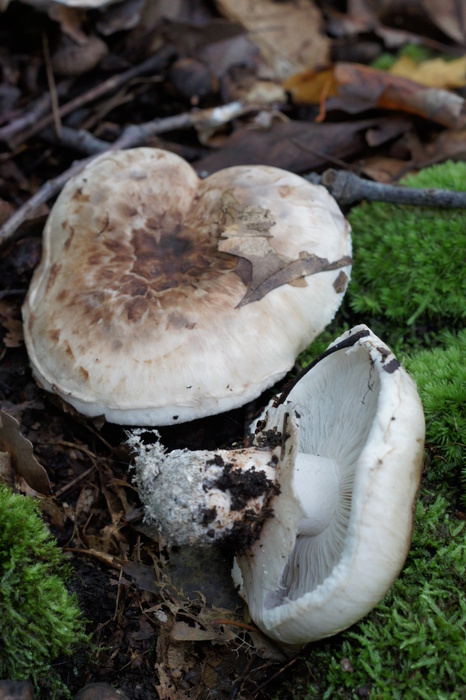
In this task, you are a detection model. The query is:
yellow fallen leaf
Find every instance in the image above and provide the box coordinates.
[388,55,466,89]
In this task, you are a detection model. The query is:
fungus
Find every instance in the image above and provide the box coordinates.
[22,148,351,426]
[133,325,425,647]
[235,324,425,647]
[129,420,296,552]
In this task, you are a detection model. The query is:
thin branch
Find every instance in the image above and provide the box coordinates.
[0,82,72,144]
[307,168,466,208]
[41,125,110,155]
[42,32,62,139]
[40,100,257,155]
[7,47,176,149]
[0,101,258,247]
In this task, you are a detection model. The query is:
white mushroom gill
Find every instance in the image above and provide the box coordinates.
[235,325,425,648]
[284,454,347,600]
[281,343,381,599]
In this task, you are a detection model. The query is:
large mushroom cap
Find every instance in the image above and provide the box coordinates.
[234,325,425,648]
[22,148,351,425]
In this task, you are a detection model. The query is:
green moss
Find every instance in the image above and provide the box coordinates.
[371,45,438,71]
[346,161,466,351]
[283,494,466,700]
[0,485,89,698]
[405,330,465,476]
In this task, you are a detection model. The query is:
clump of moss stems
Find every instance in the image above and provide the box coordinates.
[283,161,466,699]
[0,485,89,698]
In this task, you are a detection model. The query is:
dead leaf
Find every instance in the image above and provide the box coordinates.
[218,224,352,307]
[285,63,466,129]
[214,0,329,79]
[121,560,160,594]
[0,411,51,494]
[46,5,89,44]
[0,301,23,348]
[360,156,411,183]
[96,0,146,36]
[388,55,466,89]
[170,620,218,642]
[194,117,381,173]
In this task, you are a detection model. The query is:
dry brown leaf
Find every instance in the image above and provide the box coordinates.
[46,5,89,44]
[0,300,23,348]
[194,117,381,174]
[170,620,218,642]
[0,410,51,494]
[214,0,329,79]
[388,55,466,89]
[218,199,352,306]
[359,156,411,183]
[285,63,466,129]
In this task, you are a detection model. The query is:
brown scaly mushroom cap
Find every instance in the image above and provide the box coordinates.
[22,148,352,425]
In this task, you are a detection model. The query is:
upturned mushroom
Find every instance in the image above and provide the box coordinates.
[132,325,425,647]
[22,148,352,426]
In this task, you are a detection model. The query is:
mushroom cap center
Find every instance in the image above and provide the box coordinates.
[292,453,340,537]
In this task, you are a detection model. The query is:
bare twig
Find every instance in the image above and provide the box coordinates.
[7,47,176,149]
[0,82,72,144]
[41,99,258,155]
[307,168,466,208]
[0,101,260,247]
[0,154,97,248]
[42,32,62,139]
[41,125,110,155]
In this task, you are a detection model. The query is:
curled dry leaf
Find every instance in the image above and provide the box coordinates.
[284,63,466,129]
[0,410,51,494]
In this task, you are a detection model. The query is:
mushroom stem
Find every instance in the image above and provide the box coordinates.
[130,414,299,550]
[293,453,340,537]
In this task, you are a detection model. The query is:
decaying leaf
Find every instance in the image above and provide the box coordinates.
[220,190,276,234]
[284,63,466,129]
[419,0,466,44]
[194,117,384,173]
[218,201,352,307]
[214,0,329,79]
[0,410,51,494]
[388,55,466,90]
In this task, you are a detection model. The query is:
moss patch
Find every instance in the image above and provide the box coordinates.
[0,485,89,698]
